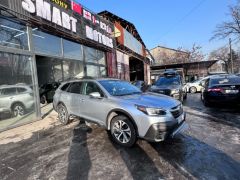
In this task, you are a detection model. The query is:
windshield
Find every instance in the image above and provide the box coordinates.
[99,80,141,96]
[155,76,180,86]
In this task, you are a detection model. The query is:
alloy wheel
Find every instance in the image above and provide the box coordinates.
[58,105,68,124]
[13,105,25,117]
[112,120,131,144]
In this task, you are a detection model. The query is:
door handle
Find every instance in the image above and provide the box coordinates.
[80,99,85,102]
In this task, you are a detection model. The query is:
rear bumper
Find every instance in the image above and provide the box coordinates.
[144,112,188,142]
[206,95,240,104]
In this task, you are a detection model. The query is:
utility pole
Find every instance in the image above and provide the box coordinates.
[229,38,233,73]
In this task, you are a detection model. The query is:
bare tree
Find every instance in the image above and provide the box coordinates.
[212,0,240,40]
[208,46,229,61]
[208,47,240,73]
[187,43,205,62]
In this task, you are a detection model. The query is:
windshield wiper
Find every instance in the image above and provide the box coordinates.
[116,92,142,96]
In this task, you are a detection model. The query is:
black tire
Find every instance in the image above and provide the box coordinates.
[40,95,46,104]
[183,92,187,100]
[110,115,137,147]
[12,103,25,117]
[203,100,211,107]
[57,104,70,125]
[189,87,197,93]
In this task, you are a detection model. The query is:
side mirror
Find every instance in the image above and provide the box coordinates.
[89,92,102,99]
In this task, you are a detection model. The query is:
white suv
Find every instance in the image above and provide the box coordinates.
[0,85,34,117]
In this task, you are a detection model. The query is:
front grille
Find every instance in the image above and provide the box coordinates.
[170,105,183,118]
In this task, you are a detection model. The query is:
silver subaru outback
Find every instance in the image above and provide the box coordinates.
[53,78,188,147]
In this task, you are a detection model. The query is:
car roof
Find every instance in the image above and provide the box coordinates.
[209,74,239,80]
[60,77,121,84]
[0,84,30,89]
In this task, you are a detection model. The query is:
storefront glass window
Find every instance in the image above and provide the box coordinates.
[85,47,97,63]
[0,18,28,50]
[63,60,84,80]
[84,46,106,65]
[100,66,107,77]
[86,65,99,77]
[63,39,83,60]
[97,50,106,65]
[33,30,62,57]
[0,52,37,131]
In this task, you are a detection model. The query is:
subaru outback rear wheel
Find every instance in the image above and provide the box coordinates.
[57,104,70,125]
[110,115,137,147]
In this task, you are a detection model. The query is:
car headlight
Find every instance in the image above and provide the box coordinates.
[136,105,166,116]
[171,89,180,94]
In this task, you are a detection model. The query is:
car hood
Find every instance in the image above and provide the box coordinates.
[151,85,180,90]
[115,92,180,109]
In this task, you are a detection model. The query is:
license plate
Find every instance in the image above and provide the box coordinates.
[225,90,239,94]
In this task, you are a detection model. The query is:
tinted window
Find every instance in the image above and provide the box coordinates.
[83,82,103,96]
[2,88,17,95]
[99,80,141,96]
[210,77,240,86]
[68,82,82,94]
[155,76,180,86]
[61,83,70,91]
[17,88,27,93]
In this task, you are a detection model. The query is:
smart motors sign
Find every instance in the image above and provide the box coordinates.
[0,0,114,49]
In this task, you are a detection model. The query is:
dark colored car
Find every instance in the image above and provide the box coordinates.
[39,82,60,104]
[132,80,149,92]
[201,75,240,106]
[149,70,187,102]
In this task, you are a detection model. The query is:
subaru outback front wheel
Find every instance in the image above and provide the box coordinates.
[110,115,137,147]
[57,104,70,125]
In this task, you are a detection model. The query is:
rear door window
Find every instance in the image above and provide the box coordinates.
[1,88,17,95]
[61,83,70,91]
[67,82,82,94]
[17,88,27,93]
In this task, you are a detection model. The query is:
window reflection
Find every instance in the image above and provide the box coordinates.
[63,39,83,60]
[33,30,62,57]
[0,18,28,50]
[86,65,99,77]
[0,52,37,131]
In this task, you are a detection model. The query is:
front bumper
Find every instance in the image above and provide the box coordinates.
[144,112,188,142]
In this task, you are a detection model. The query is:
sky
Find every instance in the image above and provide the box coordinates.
[78,0,239,56]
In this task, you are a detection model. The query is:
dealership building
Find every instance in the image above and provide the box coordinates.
[0,0,149,131]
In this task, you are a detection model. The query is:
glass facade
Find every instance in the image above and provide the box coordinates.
[0,18,28,50]
[63,39,83,60]
[33,30,62,57]
[0,17,107,131]
[0,52,37,131]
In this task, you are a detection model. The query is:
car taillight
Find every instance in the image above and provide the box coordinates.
[208,88,223,92]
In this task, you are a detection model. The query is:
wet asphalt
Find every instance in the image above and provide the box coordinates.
[0,93,239,180]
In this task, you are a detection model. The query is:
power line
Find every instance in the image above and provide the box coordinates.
[159,0,207,39]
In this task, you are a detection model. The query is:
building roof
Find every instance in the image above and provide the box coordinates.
[150,45,189,55]
[151,60,218,70]
[98,11,146,47]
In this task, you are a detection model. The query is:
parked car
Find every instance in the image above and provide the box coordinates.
[53,78,188,147]
[201,74,240,106]
[132,80,149,92]
[0,84,34,117]
[185,77,208,93]
[149,70,187,102]
[39,82,60,104]
[185,74,228,93]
